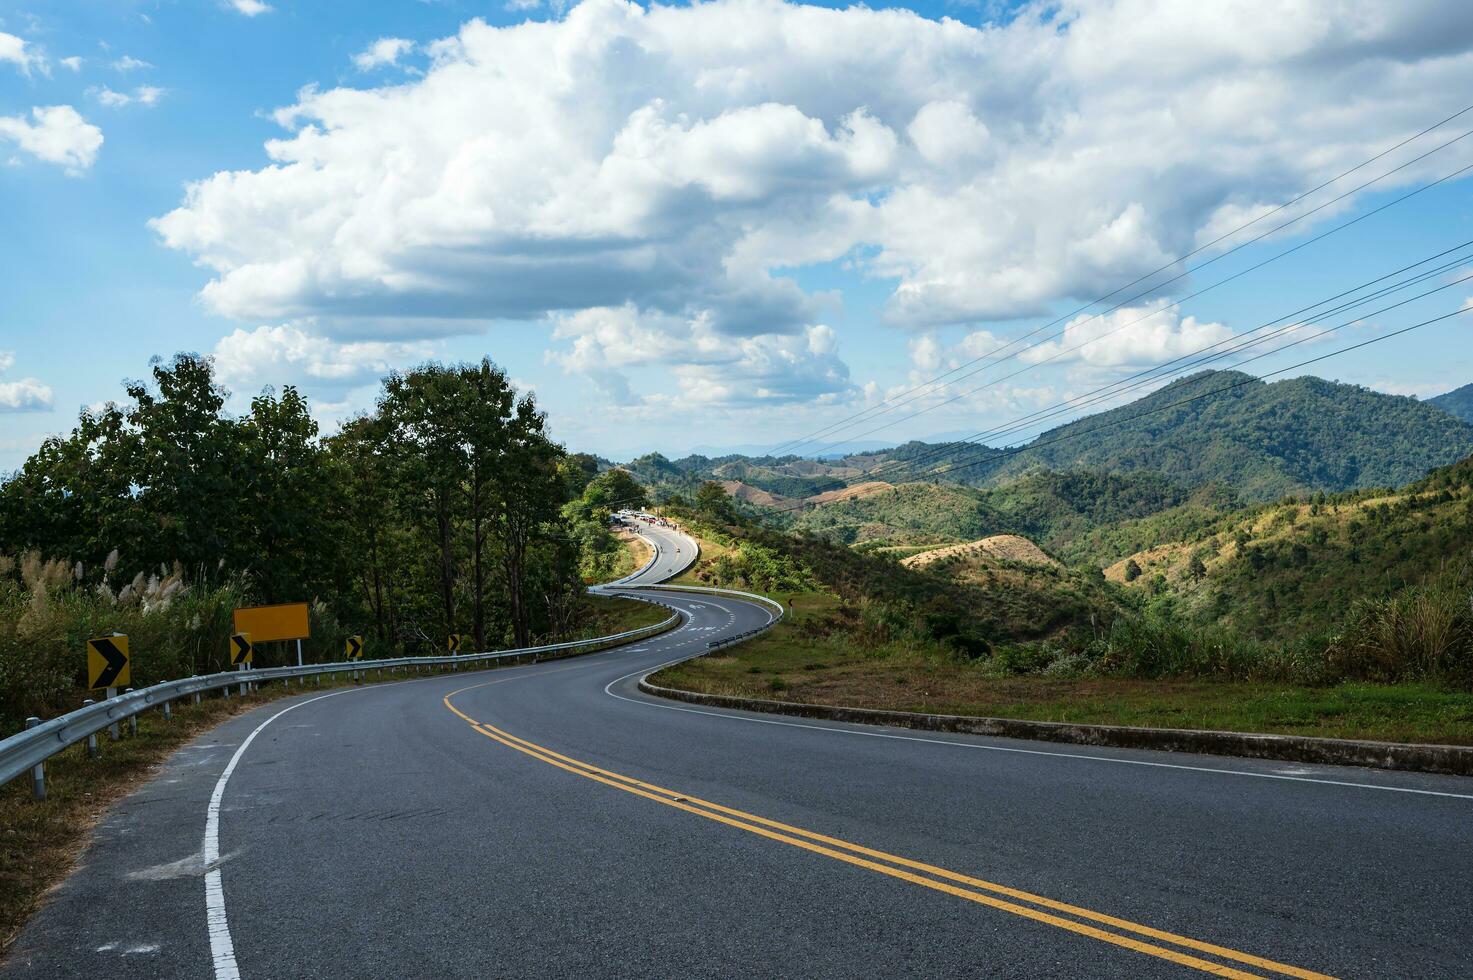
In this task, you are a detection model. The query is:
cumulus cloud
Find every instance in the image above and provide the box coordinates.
[229,0,273,15]
[59,56,83,72]
[0,352,53,412]
[1020,302,1234,368]
[211,324,435,392]
[548,304,853,408]
[153,0,1473,346]
[111,55,152,72]
[0,105,103,173]
[353,38,415,71]
[0,31,44,75]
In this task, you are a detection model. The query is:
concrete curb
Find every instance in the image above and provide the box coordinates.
[637,677,1473,777]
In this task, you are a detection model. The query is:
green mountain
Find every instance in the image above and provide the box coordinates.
[630,371,1473,509]
[1430,383,1473,424]
[784,469,1232,564]
[1104,454,1473,642]
[978,370,1473,500]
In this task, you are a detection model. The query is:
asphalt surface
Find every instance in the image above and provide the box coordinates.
[6,522,1472,978]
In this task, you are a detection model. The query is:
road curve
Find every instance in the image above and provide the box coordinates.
[5,524,1472,978]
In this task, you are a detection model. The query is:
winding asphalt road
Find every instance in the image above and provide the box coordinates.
[5,523,1472,978]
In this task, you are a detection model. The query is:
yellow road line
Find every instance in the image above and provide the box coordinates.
[444,682,1335,980]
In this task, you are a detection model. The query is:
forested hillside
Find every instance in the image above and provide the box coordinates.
[783,468,1226,564]
[1431,382,1473,423]
[628,372,1473,535]
[1103,455,1473,642]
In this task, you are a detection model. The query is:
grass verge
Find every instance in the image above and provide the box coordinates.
[651,594,1473,745]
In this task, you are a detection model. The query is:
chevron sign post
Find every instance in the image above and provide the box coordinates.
[87,635,130,690]
[229,633,253,666]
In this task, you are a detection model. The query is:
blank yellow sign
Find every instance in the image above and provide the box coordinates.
[233,603,311,643]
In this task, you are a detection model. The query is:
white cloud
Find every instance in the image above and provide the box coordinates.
[151,0,1473,394]
[548,304,852,408]
[0,31,44,75]
[229,0,273,15]
[0,352,53,412]
[353,38,415,72]
[93,85,165,108]
[0,105,103,173]
[60,56,83,72]
[211,323,435,392]
[1021,302,1234,368]
[111,55,152,72]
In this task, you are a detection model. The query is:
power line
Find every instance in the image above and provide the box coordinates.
[745,304,1468,520]
[868,247,1473,464]
[807,263,1473,497]
[791,142,1473,460]
[767,101,1473,459]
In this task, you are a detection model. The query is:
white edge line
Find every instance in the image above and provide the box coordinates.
[601,600,1473,802]
[203,689,356,980]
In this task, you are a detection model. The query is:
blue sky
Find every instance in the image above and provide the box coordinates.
[2,0,1472,471]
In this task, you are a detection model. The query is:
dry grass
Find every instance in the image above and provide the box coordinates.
[902,535,1057,570]
[612,530,651,579]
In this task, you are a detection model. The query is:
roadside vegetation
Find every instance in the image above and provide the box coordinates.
[650,478,1473,744]
[0,354,674,738]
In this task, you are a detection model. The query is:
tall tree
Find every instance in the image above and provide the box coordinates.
[496,395,569,647]
[378,366,467,639]
[456,359,516,652]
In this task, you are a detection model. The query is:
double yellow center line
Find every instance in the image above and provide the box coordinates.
[444,680,1334,980]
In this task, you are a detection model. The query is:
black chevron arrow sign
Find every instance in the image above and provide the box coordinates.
[87,635,130,689]
[230,632,253,666]
[345,635,363,659]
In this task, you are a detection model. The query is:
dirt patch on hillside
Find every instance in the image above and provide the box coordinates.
[805,481,894,505]
[902,534,1057,569]
[718,480,796,509]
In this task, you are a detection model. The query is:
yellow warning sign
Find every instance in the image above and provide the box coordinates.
[87,635,130,690]
[230,633,253,666]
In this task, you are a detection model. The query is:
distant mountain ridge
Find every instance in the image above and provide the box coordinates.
[621,370,1473,505]
[976,370,1473,499]
[1430,382,1473,423]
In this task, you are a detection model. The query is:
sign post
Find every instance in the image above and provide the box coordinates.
[230,632,253,695]
[87,634,130,740]
[233,603,310,685]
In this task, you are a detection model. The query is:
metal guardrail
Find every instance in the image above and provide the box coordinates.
[615,582,785,651]
[0,605,681,798]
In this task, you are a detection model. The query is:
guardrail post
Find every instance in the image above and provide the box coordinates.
[163,699,172,721]
[82,699,99,758]
[107,686,119,740]
[25,717,45,800]
[193,692,201,705]
[126,688,137,736]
